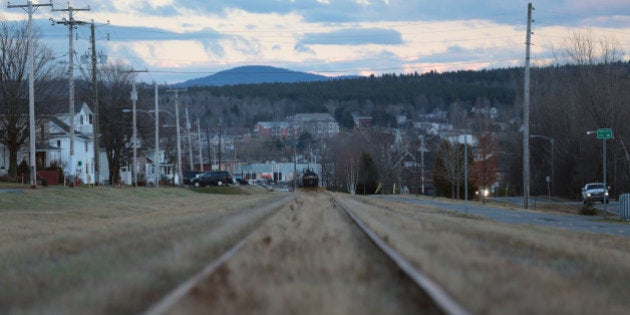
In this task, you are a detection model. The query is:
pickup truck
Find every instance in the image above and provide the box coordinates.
[581,182,609,204]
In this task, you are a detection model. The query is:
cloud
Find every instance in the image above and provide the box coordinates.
[106,26,224,42]
[4,0,630,84]
[298,28,403,46]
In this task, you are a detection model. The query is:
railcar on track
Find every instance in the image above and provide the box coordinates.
[300,168,319,188]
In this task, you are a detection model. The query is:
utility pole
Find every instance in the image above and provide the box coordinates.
[185,106,193,170]
[79,20,107,186]
[90,22,99,186]
[206,123,212,170]
[464,135,469,214]
[197,118,204,171]
[52,3,90,186]
[131,81,138,187]
[8,1,53,189]
[523,2,534,209]
[88,21,108,185]
[154,82,160,188]
[166,89,185,185]
[125,69,147,187]
[218,119,223,171]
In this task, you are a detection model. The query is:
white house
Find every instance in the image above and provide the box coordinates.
[47,102,108,184]
[0,102,109,184]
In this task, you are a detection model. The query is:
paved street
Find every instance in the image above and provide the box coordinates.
[376,195,630,237]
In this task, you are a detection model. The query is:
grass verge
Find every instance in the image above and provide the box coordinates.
[339,194,630,315]
[0,186,279,314]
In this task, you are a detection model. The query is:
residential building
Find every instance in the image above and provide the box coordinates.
[0,102,110,185]
[46,102,108,184]
[292,113,339,138]
[253,121,297,138]
[254,113,339,139]
[353,115,373,129]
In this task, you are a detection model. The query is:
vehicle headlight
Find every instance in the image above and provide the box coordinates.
[605,192,609,196]
[483,189,489,197]
[587,193,592,197]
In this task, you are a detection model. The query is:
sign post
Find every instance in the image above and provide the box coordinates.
[596,128,613,218]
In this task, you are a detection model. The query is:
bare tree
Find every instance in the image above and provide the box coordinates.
[433,139,471,199]
[342,154,359,195]
[471,132,498,193]
[0,20,59,178]
[531,29,628,198]
[326,132,364,194]
[94,62,135,184]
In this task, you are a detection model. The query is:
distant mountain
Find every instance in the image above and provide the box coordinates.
[176,65,334,87]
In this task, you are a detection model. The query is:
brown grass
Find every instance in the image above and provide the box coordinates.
[0,186,285,314]
[337,194,630,315]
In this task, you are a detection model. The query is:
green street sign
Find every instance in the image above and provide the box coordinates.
[597,128,613,139]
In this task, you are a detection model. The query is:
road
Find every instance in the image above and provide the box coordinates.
[376,195,630,237]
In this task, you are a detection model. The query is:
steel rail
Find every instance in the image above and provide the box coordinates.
[143,195,294,315]
[335,197,470,315]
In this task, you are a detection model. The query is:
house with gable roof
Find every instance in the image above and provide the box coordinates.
[45,102,109,184]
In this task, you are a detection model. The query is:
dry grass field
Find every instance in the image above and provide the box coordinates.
[0,186,286,314]
[337,194,630,315]
[3,186,629,314]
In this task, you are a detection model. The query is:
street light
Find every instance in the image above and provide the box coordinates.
[530,134,554,199]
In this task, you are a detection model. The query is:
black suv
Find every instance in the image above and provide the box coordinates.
[183,171,203,186]
[190,171,233,187]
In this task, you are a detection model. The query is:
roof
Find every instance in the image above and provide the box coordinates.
[48,117,91,140]
[79,102,94,115]
[36,143,62,152]
[256,121,291,128]
[294,113,335,122]
[50,117,71,134]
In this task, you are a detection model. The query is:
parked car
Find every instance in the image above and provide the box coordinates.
[190,171,233,187]
[271,182,291,192]
[233,174,248,185]
[581,182,609,204]
[183,171,203,186]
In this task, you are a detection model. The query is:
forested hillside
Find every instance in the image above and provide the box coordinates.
[178,67,523,130]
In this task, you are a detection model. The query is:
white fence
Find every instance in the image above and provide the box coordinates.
[620,193,630,221]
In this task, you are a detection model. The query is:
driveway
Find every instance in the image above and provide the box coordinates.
[375,195,630,238]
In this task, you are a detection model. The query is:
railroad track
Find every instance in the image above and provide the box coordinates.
[144,192,469,315]
[334,196,469,315]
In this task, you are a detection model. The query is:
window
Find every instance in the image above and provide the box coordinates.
[57,140,61,147]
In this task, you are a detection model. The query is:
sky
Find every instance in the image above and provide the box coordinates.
[1,0,629,84]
